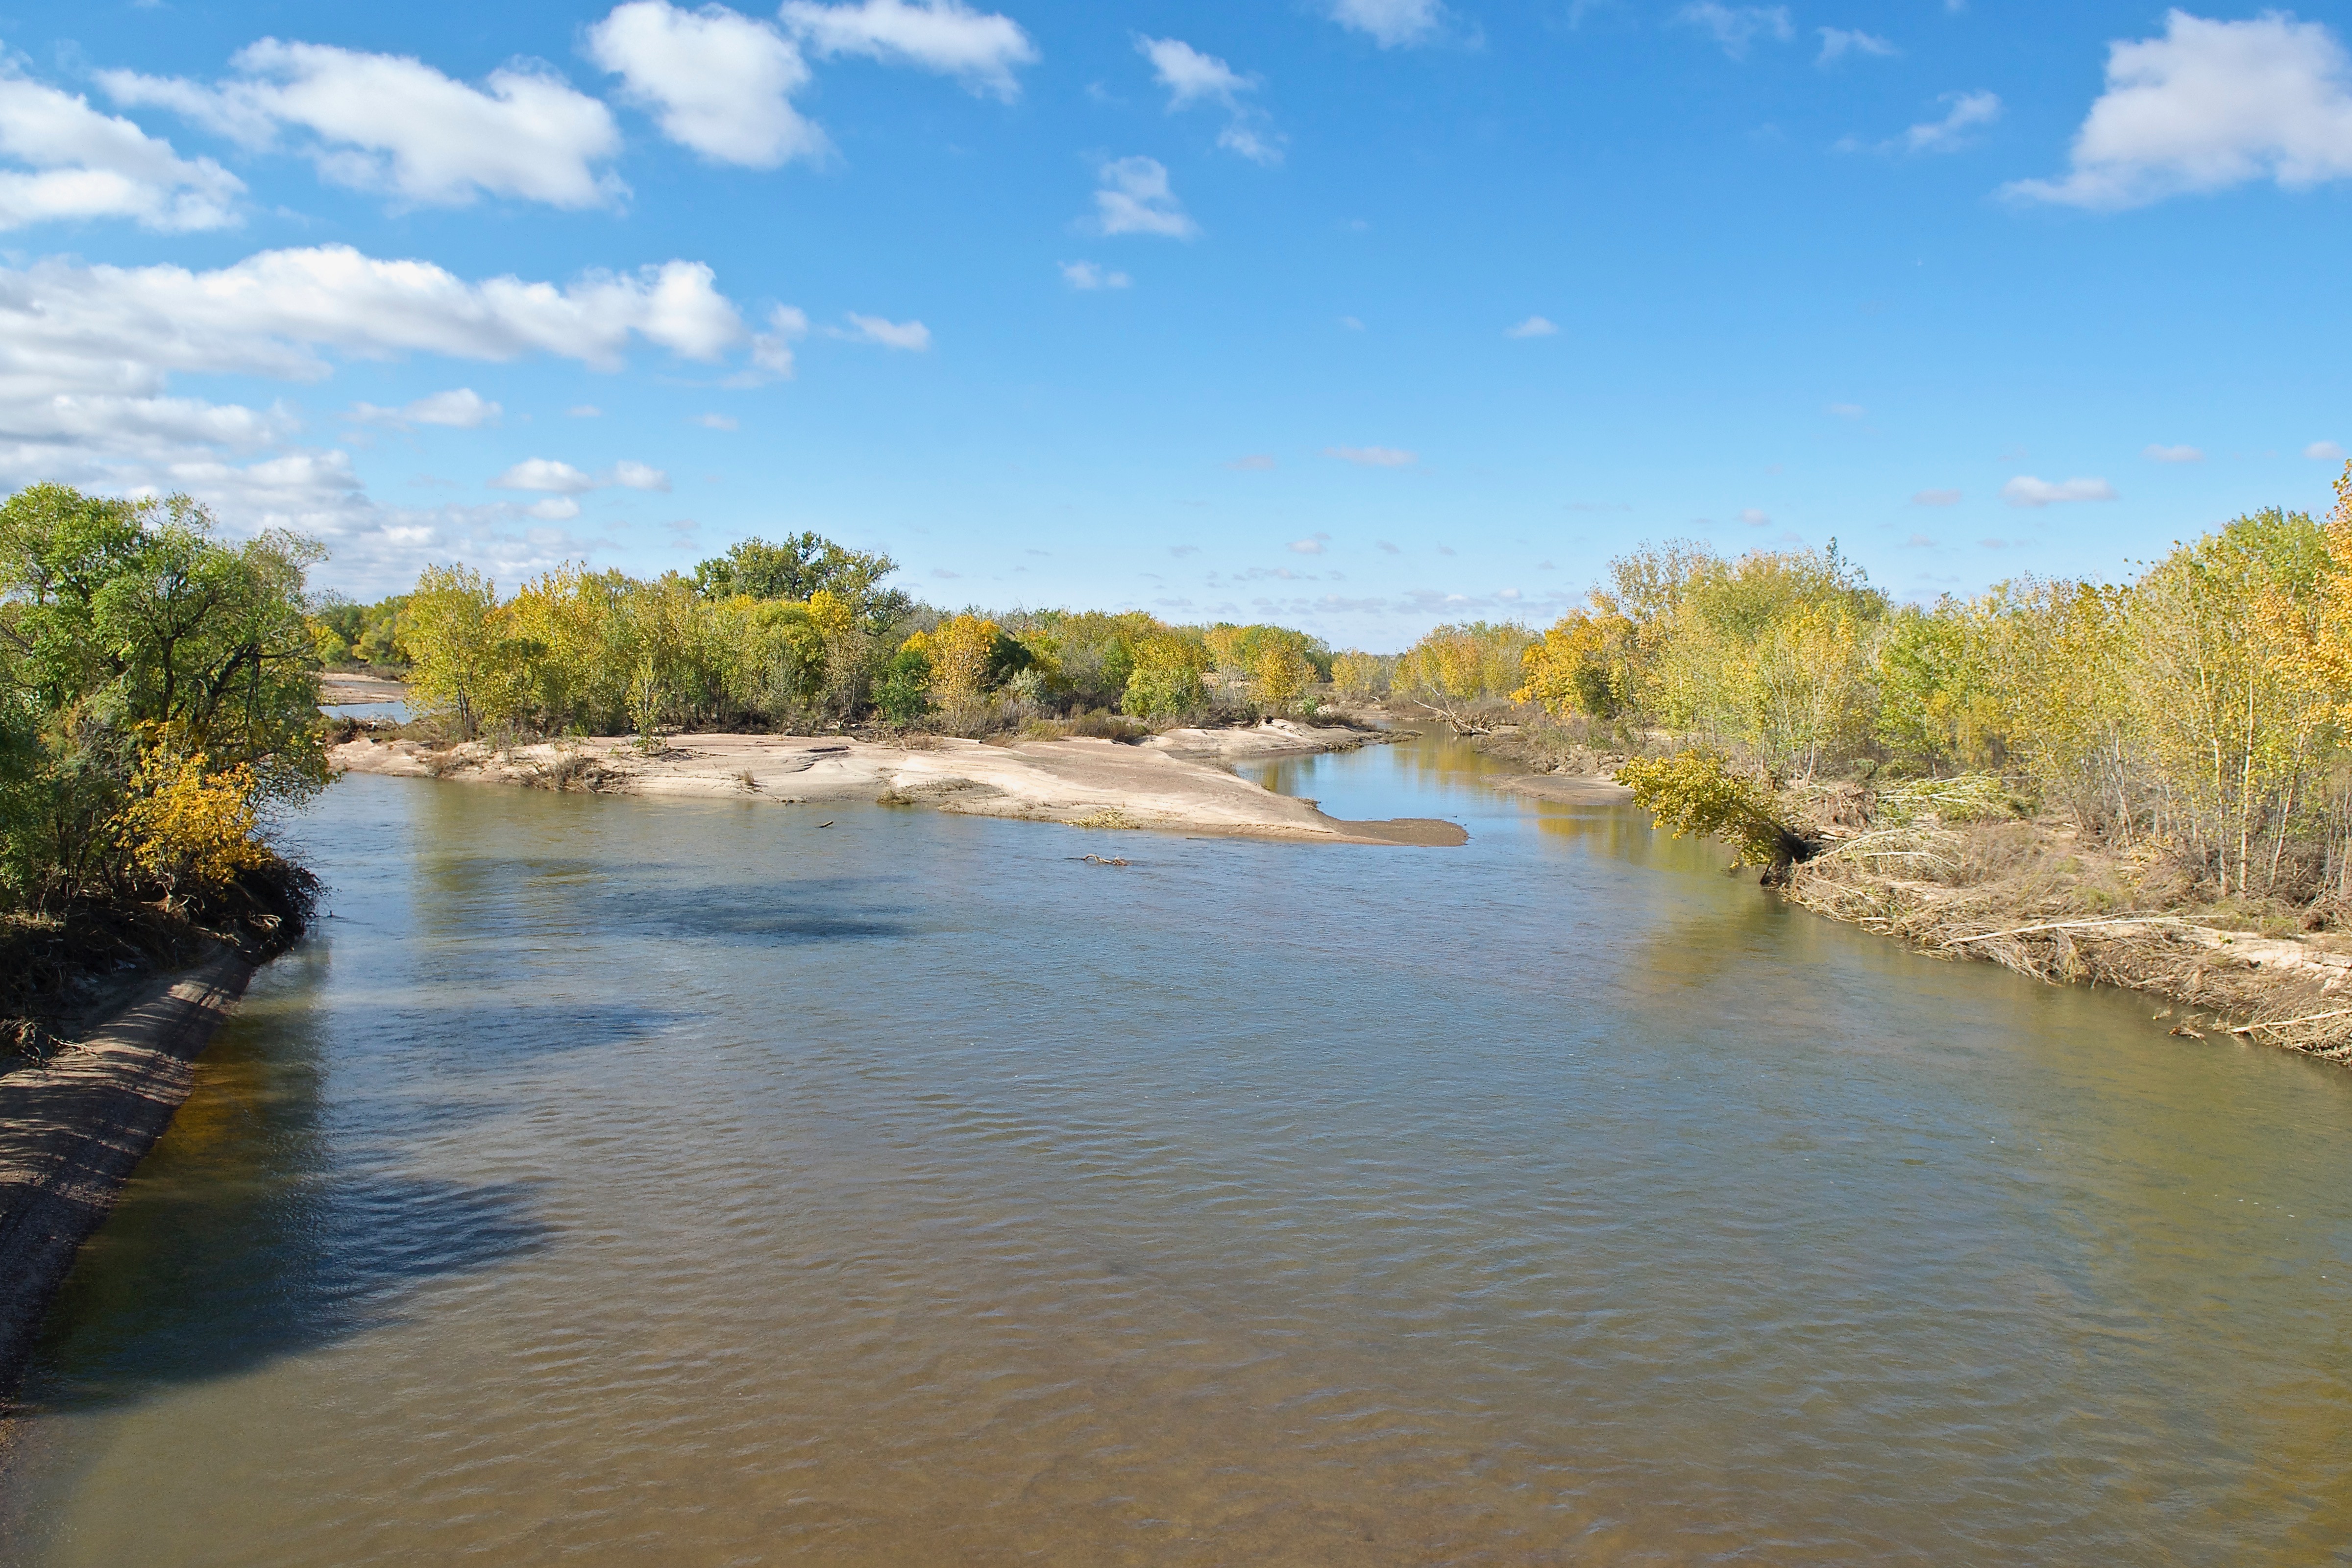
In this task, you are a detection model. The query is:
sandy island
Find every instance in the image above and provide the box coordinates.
[330,715,1471,847]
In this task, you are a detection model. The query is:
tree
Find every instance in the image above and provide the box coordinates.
[405,564,511,740]
[693,533,905,624]
[0,484,324,912]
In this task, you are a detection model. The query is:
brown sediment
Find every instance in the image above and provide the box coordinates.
[1487,773,1635,806]
[329,722,1465,848]
[0,950,254,1401]
[1322,816,1470,846]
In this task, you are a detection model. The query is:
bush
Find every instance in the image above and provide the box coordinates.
[1617,749,1820,882]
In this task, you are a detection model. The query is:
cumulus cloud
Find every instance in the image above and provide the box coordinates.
[490,458,596,492]
[1505,315,1558,338]
[1818,26,1897,64]
[2001,474,2116,507]
[0,246,746,390]
[1740,507,1770,526]
[1060,260,1131,290]
[1325,444,1416,467]
[102,40,623,208]
[588,0,825,167]
[1676,3,1793,59]
[1138,36,1282,164]
[1327,0,1447,49]
[2144,442,2204,462]
[2005,11,2352,209]
[490,457,667,493]
[1140,36,1247,109]
[0,244,767,592]
[1091,156,1197,238]
[1289,532,1330,554]
[0,59,244,230]
[524,497,582,520]
[835,312,931,349]
[2308,440,2347,461]
[348,387,502,429]
[780,0,1037,99]
[1912,488,1961,506]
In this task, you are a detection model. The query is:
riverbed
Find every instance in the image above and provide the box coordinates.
[1,733,2346,1565]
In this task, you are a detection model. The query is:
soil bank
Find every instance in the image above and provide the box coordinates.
[0,951,254,1401]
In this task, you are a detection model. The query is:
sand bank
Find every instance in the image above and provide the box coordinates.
[330,720,1469,847]
[0,950,254,1400]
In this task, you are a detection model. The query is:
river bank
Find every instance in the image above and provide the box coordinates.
[1406,706,2352,1063]
[328,720,1471,846]
[0,951,255,1402]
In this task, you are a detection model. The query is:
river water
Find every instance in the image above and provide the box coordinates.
[2,734,2347,1565]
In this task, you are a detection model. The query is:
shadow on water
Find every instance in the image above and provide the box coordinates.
[15,956,555,1412]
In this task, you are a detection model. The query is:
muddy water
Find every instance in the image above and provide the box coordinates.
[2,734,2348,1565]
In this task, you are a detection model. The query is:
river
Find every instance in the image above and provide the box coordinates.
[1,733,2347,1565]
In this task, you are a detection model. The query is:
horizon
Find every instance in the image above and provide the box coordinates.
[5,0,2350,645]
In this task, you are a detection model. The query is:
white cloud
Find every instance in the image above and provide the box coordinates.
[525,497,582,520]
[1843,91,2001,155]
[1060,260,1131,290]
[612,459,670,490]
[0,60,243,231]
[1827,401,1865,418]
[2144,442,2204,463]
[694,412,739,429]
[1676,3,1793,59]
[1912,488,1961,506]
[749,303,809,377]
[1817,27,1896,65]
[1216,124,1283,164]
[0,242,768,587]
[2001,474,2117,507]
[1327,0,1447,49]
[1338,315,1365,331]
[0,246,746,389]
[1505,315,1558,338]
[348,387,502,428]
[1740,507,1770,526]
[1227,454,1275,471]
[490,458,596,492]
[2308,440,2347,461]
[2005,11,2352,209]
[1139,37,1248,109]
[588,0,824,167]
[1091,156,1197,238]
[1325,445,1416,467]
[837,312,931,349]
[102,40,622,209]
[1289,533,1330,554]
[779,0,1037,99]
[1138,37,1282,165]
[568,404,603,416]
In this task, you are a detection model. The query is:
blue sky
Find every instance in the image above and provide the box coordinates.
[5,0,2351,645]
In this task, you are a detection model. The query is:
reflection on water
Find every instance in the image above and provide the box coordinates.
[2,734,2349,1566]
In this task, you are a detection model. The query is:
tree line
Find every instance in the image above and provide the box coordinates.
[1384,472,2352,907]
[368,536,1343,743]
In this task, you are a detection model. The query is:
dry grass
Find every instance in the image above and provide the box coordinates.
[1788,812,2352,1062]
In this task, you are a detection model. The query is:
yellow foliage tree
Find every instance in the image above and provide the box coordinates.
[120,749,270,899]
